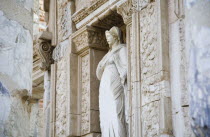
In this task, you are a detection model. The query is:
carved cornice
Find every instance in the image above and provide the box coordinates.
[36,39,54,71]
[72,26,108,54]
[72,0,109,24]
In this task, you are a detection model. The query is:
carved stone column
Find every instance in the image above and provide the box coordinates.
[71,26,108,137]
[118,1,142,137]
[118,0,173,137]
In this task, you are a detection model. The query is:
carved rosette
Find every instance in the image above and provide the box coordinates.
[36,39,54,71]
[72,26,108,53]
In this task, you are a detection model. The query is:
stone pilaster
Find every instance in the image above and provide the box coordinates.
[118,0,173,137]
[71,26,108,137]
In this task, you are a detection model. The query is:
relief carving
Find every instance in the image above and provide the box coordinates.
[117,1,132,24]
[72,0,109,24]
[36,39,54,71]
[140,2,157,83]
[72,27,108,53]
[139,2,161,136]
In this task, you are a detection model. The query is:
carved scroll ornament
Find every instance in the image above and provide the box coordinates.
[36,39,54,71]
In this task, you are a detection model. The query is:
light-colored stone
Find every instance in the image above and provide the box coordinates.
[0,0,33,33]
[0,11,33,92]
[32,0,203,136]
[52,39,69,62]
[55,56,68,137]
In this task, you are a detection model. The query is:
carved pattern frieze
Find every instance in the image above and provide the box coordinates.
[139,2,160,136]
[73,30,89,52]
[72,0,108,24]
[36,39,54,71]
[117,0,152,23]
[140,3,157,82]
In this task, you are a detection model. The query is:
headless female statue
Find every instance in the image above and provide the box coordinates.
[96,26,127,137]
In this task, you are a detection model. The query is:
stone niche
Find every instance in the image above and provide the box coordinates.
[69,10,125,137]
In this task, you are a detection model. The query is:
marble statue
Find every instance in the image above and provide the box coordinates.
[96,26,127,137]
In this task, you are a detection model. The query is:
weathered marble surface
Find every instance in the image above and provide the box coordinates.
[55,56,68,137]
[0,10,33,92]
[186,0,210,136]
[96,27,127,137]
[0,10,35,137]
[0,0,33,33]
[168,0,194,136]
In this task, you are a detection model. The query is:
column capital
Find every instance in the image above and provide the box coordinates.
[36,32,54,71]
[72,26,108,54]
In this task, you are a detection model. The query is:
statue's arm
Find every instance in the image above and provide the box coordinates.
[96,54,108,80]
[114,46,127,85]
[96,61,104,80]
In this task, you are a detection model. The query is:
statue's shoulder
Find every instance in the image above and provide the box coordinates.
[120,44,126,47]
[114,44,127,60]
[119,44,127,53]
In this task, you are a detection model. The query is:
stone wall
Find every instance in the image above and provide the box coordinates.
[140,3,160,136]
[48,0,197,137]
[0,11,32,91]
[0,0,33,34]
[0,1,35,135]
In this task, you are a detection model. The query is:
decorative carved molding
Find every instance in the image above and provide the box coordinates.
[117,0,152,24]
[72,26,108,53]
[72,0,109,24]
[36,39,54,71]
[92,11,124,29]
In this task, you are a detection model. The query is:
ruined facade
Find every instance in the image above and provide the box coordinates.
[1,0,210,137]
[37,0,194,136]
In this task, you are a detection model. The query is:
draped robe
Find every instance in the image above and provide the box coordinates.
[96,44,127,137]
